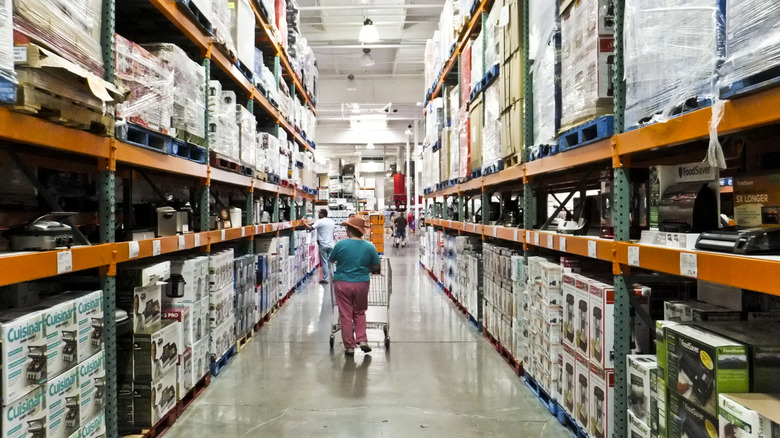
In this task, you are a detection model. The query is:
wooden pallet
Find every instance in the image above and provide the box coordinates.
[123,404,177,438]
[503,152,521,169]
[176,373,211,416]
[210,344,237,377]
[210,151,241,173]
[236,330,253,351]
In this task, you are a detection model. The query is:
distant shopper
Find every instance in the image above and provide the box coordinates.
[305,209,335,284]
[330,216,381,356]
[394,213,408,247]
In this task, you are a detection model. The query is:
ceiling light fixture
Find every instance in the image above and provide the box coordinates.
[404,124,412,136]
[360,48,375,67]
[366,142,375,150]
[358,18,379,43]
[346,73,357,91]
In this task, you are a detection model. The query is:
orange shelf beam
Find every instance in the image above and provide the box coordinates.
[115,141,207,177]
[0,108,111,158]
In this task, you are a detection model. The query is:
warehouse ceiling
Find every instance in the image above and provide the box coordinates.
[299,0,445,165]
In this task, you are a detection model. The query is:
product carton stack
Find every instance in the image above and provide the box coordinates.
[257,132,282,179]
[237,106,257,171]
[498,0,525,163]
[442,235,457,296]
[207,81,241,163]
[116,261,182,431]
[211,0,235,59]
[234,255,258,338]
[209,250,236,361]
[482,243,518,356]
[455,235,482,318]
[529,0,559,156]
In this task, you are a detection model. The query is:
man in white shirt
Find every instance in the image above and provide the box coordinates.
[305,209,336,284]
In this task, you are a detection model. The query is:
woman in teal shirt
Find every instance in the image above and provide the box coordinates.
[329,216,381,356]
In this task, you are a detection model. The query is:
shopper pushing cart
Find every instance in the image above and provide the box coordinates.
[393,213,408,248]
[328,216,391,355]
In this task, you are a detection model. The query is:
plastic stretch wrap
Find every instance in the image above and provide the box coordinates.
[0,0,13,84]
[625,0,723,128]
[722,0,780,89]
[439,0,455,64]
[431,147,440,189]
[279,151,289,181]
[275,0,288,50]
[458,108,469,179]
[425,98,444,146]
[13,0,103,75]
[482,83,501,169]
[146,44,206,138]
[230,0,255,74]
[483,2,502,71]
[449,121,460,180]
[471,31,484,90]
[424,38,437,90]
[286,0,299,33]
[207,90,239,161]
[530,0,557,147]
[211,0,236,57]
[237,106,256,168]
[461,42,472,103]
[560,0,615,129]
[258,132,281,175]
[260,0,275,20]
[115,35,174,134]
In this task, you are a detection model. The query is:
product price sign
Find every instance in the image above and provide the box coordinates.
[221,230,226,241]
[178,235,186,250]
[628,246,640,267]
[514,229,519,242]
[547,235,554,249]
[588,241,598,259]
[560,237,567,252]
[193,234,201,247]
[534,233,540,246]
[493,226,498,238]
[254,225,260,235]
[128,241,140,259]
[57,250,73,274]
[526,231,532,242]
[152,240,161,256]
[241,227,246,237]
[680,253,698,278]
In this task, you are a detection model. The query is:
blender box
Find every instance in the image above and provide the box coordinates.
[0,308,47,404]
[562,273,578,348]
[162,304,192,348]
[719,393,780,438]
[590,281,614,369]
[132,368,178,427]
[562,343,577,417]
[38,299,79,379]
[133,319,182,382]
[576,352,590,429]
[575,275,591,359]
[177,347,193,400]
[46,366,80,438]
[539,261,563,289]
[117,284,162,333]
[696,322,780,393]
[209,283,233,329]
[62,290,103,363]
[192,336,210,383]
[668,391,718,438]
[117,261,171,290]
[629,409,652,438]
[166,257,206,303]
[2,386,45,438]
[628,354,658,423]
[77,409,105,438]
[666,324,749,416]
[78,351,105,425]
[589,363,614,438]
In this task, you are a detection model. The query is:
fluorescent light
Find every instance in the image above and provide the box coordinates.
[358,18,379,43]
[404,124,412,136]
[351,103,360,114]
[360,48,375,67]
[366,142,375,150]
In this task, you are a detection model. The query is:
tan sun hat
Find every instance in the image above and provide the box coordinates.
[342,215,368,236]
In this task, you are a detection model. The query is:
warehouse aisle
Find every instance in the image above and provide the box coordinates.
[165,241,569,437]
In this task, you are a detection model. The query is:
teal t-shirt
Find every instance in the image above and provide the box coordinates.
[329,238,381,283]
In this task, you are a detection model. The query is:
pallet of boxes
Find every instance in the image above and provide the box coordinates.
[369,214,385,254]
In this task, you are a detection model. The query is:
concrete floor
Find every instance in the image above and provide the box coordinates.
[165,241,570,437]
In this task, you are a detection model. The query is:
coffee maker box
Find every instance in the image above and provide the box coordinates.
[575,275,591,359]
[562,343,577,417]
[133,368,178,427]
[589,363,614,438]
[62,290,104,362]
[38,299,79,379]
[719,393,780,438]
[2,386,45,438]
[163,304,192,348]
[666,324,749,416]
[79,351,105,425]
[733,173,780,228]
[576,352,590,429]
[590,281,614,369]
[46,366,80,438]
[629,409,652,438]
[0,309,47,404]
[118,283,163,332]
[178,347,193,400]
[562,273,578,348]
[628,354,658,423]
[117,261,171,290]
[133,319,182,382]
[166,257,206,303]
[668,391,718,438]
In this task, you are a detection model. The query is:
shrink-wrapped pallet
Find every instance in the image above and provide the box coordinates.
[721,0,780,94]
[212,0,236,59]
[482,83,501,170]
[0,0,13,85]
[471,31,484,90]
[237,106,256,168]
[530,0,558,149]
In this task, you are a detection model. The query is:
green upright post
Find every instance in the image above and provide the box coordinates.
[458,195,465,222]
[199,58,212,233]
[481,190,490,226]
[522,0,533,162]
[273,195,280,223]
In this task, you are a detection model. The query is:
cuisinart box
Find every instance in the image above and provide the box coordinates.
[734,173,780,228]
[666,324,749,416]
[628,354,658,424]
[209,283,234,329]
[77,409,105,438]
[38,299,79,379]
[576,275,591,358]
[719,393,780,438]
[0,309,47,404]
[209,316,235,359]
[2,386,45,438]
[47,366,80,438]
[133,319,182,382]
[192,336,210,383]
[562,273,579,348]
[62,290,104,362]
[133,366,178,427]
[79,351,105,425]
[178,347,193,400]
[117,261,171,290]
[562,343,577,417]
[668,391,718,438]
[576,352,590,429]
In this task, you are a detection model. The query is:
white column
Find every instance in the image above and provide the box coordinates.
[413,119,420,229]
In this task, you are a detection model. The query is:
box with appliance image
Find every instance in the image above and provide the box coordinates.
[78,351,105,426]
[132,319,182,382]
[576,352,591,430]
[562,343,577,417]
[62,290,103,363]
[77,410,105,438]
[2,386,45,438]
[656,320,681,438]
[209,315,235,359]
[575,275,591,359]
[629,409,651,438]
[733,173,780,228]
[666,324,749,416]
[648,162,720,233]
[46,366,80,438]
[209,283,234,329]
[663,300,743,323]
[117,261,171,291]
[719,393,780,438]
[209,250,235,292]
[589,363,614,438]
[589,281,614,369]
[0,309,47,405]
[628,354,657,424]
[36,299,79,379]
[162,304,192,348]
[562,273,579,348]
[165,257,207,303]
[668,391,719,438]
[117,283,163,333]
[177,347,193,400]
[191,336,210,384]
[132,367,178,428]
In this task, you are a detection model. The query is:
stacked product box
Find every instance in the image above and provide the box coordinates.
[237,105,256,170]
[0,0,12,90]
[229,0,255,79]
[627,355,658,436]
[258,132,282,178]
[234,255,257,337]
[442,235,457,295]
[115,34,175,135]
[560,0,615,130]
[481,82,501,172]
[529,0,559,155]
[718,393,780,438]
[455,236,482,319]
[511,255,529,366]
[524,257,563,395]
[663,300,743,322]
[207,81,240,162]
[209,250,236,360]
[211,0,236,58]
[482,243,518,351]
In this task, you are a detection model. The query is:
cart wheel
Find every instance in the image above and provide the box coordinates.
[329,335,334,350]
[384,337,390,350]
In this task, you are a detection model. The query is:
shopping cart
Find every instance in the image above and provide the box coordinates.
[329,257,392,350]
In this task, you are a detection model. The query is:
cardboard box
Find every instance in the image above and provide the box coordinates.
[628,354,658,423]
[733,173,780,228]
[664,300,743,322]
[576,275,591,358]
[62,290,103,363]
[468,94,483,173]
[629,409,652,438]
[209,315,235,358]
[209,283,234,328]
[209,250,235,292]
[562,274,578,348]
[589,363,614,438]
[576,352,590,429]
[178,347,193,400]
[46,366,80,438]
[229,0,255,74]
[166,257,207,303]
[194,297,209,342]
[163,304,192,348]
[668,391,718,438]
[499,100,523,160]
[37,299,81,379]
[719,393,780,438]
[77,409,105,438]
[2,386,45,438]
[118,284,163,332]
[649,163,720,231]
[133,319,182,382]
[655,320,680,438]
[666,324,749,416]
[192,336,210,383]
[562,344,577,417]
[132,368,178,427]
[78,351,105,425]
[117,261,171,290]
[0,309,47,404]
[590,281,614,368]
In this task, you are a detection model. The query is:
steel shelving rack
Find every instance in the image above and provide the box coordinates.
[422,0,780,435]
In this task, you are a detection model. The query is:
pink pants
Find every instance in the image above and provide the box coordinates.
[333,281,370,349]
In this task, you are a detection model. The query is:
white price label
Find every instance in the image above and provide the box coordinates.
[241,228,246,237]
[194,234,201,247]
[680,253,698,278]
[152,240,161,256]
[493,226,498,238]
[588,241,598,258]
[628,246,640,267]
[560,237,567,252]
[178,235,186,250]
[221,230,226,241]
[514,229,519,242]
[128,241,140,259]
[534,233,540,246]
[57,251,73,274]
[526,231,531,242]
[547,235,554,248]
[255,225,260,234]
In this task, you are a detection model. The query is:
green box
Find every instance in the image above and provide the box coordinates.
[666,324,749,416]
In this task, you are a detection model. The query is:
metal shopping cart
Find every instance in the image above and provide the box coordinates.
[329,257,392,350]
